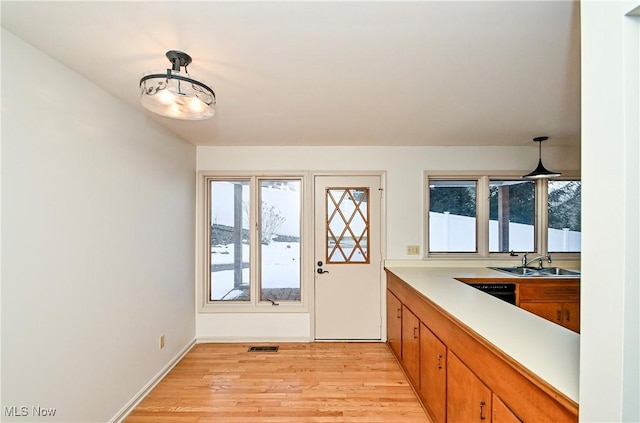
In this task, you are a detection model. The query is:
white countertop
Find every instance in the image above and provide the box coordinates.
[385,266,580,403]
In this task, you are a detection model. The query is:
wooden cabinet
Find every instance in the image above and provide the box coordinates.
[526,301,578,332]
[447,351,492,423]
[492,393,522,423]
[419,323,447,423]
[386,271,578,422]
[401,305,420,387]
[456,277,580,332]
[519,283,580,332]
[447,348,522,423]
[386,290,402,360]
[520,301,564,324]
[561,302,580,332]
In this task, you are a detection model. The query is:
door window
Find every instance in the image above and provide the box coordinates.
[326,187,370,263]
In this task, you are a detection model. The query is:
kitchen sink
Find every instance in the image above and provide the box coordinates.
[490,267,540,276]
[489,266,580,277]
[536,267,581,277]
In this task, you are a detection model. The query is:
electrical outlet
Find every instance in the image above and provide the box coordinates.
[159,335,165,349]
[406,245,420,255]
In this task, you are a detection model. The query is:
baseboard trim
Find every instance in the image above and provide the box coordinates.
[110,338,196,423]
[196,336,312,343]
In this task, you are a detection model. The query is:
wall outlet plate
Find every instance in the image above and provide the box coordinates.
[159,335,165,349]
[406,245,420,255]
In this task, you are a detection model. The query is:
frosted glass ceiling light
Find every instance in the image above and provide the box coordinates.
[522,136,561,179]
[140,50,215,120]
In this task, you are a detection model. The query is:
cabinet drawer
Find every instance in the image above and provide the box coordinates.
[519,284,579,301]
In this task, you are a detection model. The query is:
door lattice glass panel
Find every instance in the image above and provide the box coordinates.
[326,188,370,263]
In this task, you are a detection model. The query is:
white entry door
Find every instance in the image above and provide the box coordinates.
[314,175,382,340]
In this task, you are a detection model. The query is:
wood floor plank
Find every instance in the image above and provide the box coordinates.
[125,342,428,422]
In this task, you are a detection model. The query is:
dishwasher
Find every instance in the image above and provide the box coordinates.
[468,283,516,305]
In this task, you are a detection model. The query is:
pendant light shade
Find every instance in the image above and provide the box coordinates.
[522,136,561,179]
[140,51,216,120]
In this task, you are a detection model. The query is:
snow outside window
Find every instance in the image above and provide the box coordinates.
[209,179,251,301]
[207,177,302,305]
[259,180,301,302]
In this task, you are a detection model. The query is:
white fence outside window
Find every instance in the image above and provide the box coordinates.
[429,212,581,253]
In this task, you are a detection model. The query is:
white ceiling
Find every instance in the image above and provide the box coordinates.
[1,1,581,147]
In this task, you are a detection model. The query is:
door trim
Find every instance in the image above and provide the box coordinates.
[311,171,387,341]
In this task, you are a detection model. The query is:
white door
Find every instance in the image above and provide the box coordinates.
[314,175,382,340]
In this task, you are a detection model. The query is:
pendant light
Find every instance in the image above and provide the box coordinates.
[139,50,216,120]
[522,136,561,179]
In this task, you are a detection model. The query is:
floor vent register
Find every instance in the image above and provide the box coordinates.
[248,346,279,352]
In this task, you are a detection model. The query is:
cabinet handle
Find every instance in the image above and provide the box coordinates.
[413,327,419,339]
[397,308,402,319]
[437,354,443,370]
[565,309,571,322]
[556,309,562,322]
[480,400,487,421]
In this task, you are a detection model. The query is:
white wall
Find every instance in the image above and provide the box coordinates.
[196,145,580,340]
[580,2,640,422]
[1,29,196,422]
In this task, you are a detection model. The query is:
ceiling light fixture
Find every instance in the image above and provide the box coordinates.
[522,136,561,179]
[139,50,215,120]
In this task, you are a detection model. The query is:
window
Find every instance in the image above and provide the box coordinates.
[429,180,477,252]
[205,176,303,307]
[547,180,581,253]
[209,179,250,301]
[426,174,580,257]
[259,180,301,301]
[489,180,535,253]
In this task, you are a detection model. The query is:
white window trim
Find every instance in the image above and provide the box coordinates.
[197,171,311,313]
[424,171,581,260]
[545,178,582,256]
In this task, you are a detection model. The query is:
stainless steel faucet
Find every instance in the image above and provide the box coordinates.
[522,253,553,268]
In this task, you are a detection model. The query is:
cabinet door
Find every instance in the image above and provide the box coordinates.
[520,301,562,325]
[401,305,420,387]
[447,352,492,423]
[492,393,521,422]
[562,302,580,333]
[386,291,402,359]
[419,323,447,423]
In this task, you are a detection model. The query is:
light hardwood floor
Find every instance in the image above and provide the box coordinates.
[125,342,429,422]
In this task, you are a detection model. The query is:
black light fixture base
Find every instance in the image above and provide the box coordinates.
[166,50,192,71]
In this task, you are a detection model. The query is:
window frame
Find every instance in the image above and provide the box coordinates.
[488,177,538,254]
[258,177,303,303]
[208,177,252,303]
[424,171,581,260]
[546,178,582,254]
[198,172,310,313]
[427,178,483,254]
